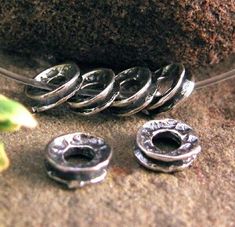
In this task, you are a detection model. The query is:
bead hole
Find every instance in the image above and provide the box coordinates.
[48,76,67,86]
[152,132,181,153]
[155,64,181,96]
[64,147,95,165]
[120,79,142,98]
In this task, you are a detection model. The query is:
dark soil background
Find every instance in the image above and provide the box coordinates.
[0,1,234,69]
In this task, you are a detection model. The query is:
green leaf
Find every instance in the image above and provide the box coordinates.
[0,120,20,132]
[0,95,37,131]
[0,143,9,172]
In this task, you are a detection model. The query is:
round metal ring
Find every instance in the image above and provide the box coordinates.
[112,67,152,108]
[136,119,201,162]
[147,70,195,115]
[67,68,116,109]
[45,132,112,188]
[110,84,157,116]
[147,63,185,110]
[134,147,197,172]
[71,81,119,116]
[25,63,82,112]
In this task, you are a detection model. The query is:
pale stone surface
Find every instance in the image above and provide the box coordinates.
[0,52,234,227]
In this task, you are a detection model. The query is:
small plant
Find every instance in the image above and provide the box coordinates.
[0,95,37,172]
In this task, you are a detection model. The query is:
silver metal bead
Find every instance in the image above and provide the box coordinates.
[147,63,186,110]
[110,67,158,116]
[45,132,112,188]
[153,70,195,114]
[134,119,201,172]
[134,147,197,173]
[145,63,195,115]
[25,63,82,112]
[23,63,195,116]
[112,67,152,107]
[67,68,119,115]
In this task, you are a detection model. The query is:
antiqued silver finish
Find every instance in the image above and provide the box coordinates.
[45,132,112,188]
[109,67,158,116]
[112,67,152,107]
[22,63,196,116]
[147,63,186,110]
[70,81,120,116]
[110,84,157,116]
[152,71,195,114]
[146,64,195,115]
[1,60,235,117]
[67,68,119,115]
[134,119,201,172]
[134,148,197,173]
[25,63,82,112]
